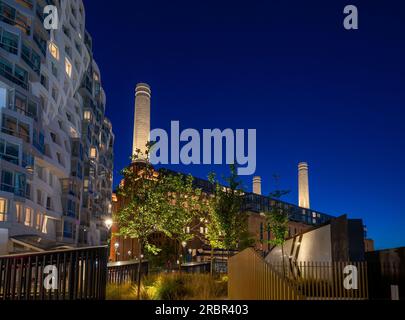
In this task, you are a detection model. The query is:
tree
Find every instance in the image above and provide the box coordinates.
[206,165,247,274]
[265,189,290,278]
[157,170,207,271]
[115,146,167,299]
[116,144,209,297]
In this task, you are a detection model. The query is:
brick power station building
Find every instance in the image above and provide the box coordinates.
[109,83,374,264]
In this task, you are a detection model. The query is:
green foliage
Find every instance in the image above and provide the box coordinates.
[206,165,247,251]
[116,144,206,257]
[106,274,228,300]
[106,283,137,300]
[141,273,228,300]
[238,230,256,250]
[158,170,207,245]
[266,208,289,247]
[266,190,290,247]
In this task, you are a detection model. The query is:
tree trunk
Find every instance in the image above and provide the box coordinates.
[178,240,182,274]
[281,244,286,278]
[137,239,142,300]
[210,247,214,276]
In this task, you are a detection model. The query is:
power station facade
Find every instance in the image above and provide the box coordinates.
[0,0,114,254]
[111,81,374,262]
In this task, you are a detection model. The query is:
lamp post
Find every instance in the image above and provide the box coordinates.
[181,241,187,264]
[114,241,119,262]
[188,248,192,263]
[104,218,113,260]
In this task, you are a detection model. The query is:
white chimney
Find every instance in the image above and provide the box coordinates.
[253,176,261,195]
[132,83,151,161]
[298,162,310,209]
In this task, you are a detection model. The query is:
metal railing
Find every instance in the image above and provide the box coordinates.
[107,260,148,285]
[228,248,369,300]
[228,248,302,300]
[268,260,368,300]
[0,246,108,300]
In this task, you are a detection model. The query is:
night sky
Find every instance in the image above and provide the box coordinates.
[84,0,405,250]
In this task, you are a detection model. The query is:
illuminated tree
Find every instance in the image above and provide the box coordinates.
[266,189,290,277]
[206,165,247,273]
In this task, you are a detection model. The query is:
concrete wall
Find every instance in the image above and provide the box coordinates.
[265,215,366,265]
[0,228,8,255]
[265,224,333,264]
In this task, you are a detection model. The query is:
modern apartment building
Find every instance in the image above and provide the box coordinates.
[0,0,114,254]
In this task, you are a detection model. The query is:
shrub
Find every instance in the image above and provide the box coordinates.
[106,273,228,300]
[106,283,137,300]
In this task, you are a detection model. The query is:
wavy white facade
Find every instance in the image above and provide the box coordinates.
[0,0,113,254]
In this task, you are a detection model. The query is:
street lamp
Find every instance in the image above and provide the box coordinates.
[181,241,187,264]
[114,242,119,261]
[104,218,113,230]
[188,248,192,262]
[104,218,113,260]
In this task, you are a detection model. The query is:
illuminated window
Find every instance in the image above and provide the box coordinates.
[0,198,7,221]
[25,207,33,226]
[36,212,43,230]
[90,147,97,158]
[16,203,23,223]
[49,42,59,60]
[83,179,89,192]
[42,216,48,234]
[65,58,72,77]
[84,110,91,120]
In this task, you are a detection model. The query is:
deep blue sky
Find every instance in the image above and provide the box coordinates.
[84,0,405,250]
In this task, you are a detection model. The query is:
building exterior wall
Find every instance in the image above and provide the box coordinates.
[265,224,333,264]
[265,215,367,265]
[0,0,113,253]
[364,238,375,252]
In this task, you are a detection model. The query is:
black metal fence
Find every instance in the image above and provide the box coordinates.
[180,261,211,273]
[0,246,108,300]
[367,262,404,300]
[107,260,149,284]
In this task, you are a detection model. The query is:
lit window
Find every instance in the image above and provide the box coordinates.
[84,111,91,120]
[0,198,7,221]
[90,147,97,158]
[65,58,72,77]
[49,42,59,60]
[16,203,23,223]
[36,212,43,230]
[42,216,48,234]
[83,179,89,192]
[25,207,33,226]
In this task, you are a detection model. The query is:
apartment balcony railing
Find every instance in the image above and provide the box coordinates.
[33,32,47,56]
[0,6,31,36]
[0,64,28,90]
[16,0,34,10]
[1,126,30,143]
